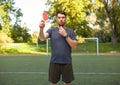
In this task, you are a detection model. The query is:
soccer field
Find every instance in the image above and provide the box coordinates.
[0,55,120,85]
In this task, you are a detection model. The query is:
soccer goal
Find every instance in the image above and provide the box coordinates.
[46,37,99,56]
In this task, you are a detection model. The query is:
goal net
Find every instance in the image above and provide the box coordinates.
[46,38,99,56]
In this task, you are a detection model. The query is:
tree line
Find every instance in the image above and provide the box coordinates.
[0,0,36,44]
[0,0,120,45]
[46,0,120,45]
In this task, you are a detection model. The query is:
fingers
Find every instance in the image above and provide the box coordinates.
[59,26,64,32]
[39,20,45,29]
[59,26,65,32]
[59,27,67,36]
[41,20,44,22]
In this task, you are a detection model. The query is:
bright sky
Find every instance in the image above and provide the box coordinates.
[14,0,50,34]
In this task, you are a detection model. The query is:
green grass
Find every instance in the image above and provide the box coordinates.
[0,55,120,85]
[99,43,120,53]
[0,42,120,54]
[0,43,46,54]
[72,42,120,54]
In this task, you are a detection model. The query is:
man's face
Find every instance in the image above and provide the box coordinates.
[56,13,66,26]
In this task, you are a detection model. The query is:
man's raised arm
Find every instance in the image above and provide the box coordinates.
[39,20,49,41]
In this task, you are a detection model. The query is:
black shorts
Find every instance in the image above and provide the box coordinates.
[48,63,74,83]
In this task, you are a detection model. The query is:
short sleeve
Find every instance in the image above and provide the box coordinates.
[46,28,52,38]
[69,29,77,40]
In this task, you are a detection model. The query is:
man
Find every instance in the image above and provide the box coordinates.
[39,11,78,85]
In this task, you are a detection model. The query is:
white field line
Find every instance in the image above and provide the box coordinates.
[0,72,120,75]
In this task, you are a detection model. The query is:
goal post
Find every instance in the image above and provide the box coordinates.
[76,38,99,56]
[46,37,99,56]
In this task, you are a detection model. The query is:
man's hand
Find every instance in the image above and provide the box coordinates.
[39,20,47,41]
[39,20,45,29]
[59,26,67,37]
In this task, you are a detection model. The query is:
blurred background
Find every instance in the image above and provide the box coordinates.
[0,0,120,55]
[0,1,120,85]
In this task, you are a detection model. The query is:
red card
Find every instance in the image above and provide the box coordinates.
[43,12,48,21]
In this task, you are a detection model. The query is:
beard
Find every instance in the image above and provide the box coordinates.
[58,23,65,27]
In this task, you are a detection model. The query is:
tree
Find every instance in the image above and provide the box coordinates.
[11,24,30,43]
[0,0,16,43]
[92,0,120,45]
[0,23,2,30]
[46,0,93,37]
[0,0,13,36]
[103,0,120,45]
[0,0,31,43]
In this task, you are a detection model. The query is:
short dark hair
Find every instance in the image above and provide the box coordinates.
[56,11,66,17]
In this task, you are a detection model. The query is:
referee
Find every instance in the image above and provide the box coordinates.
[39,11,78,85]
